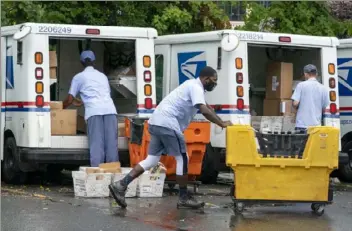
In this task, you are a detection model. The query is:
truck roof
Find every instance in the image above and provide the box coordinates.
[155,30,339,47]
[338,38,352,48]
[1,22,158,39]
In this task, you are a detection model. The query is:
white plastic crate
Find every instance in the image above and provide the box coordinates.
[72,171,112,198]
[111,168,138,198]
[137,171,166,198]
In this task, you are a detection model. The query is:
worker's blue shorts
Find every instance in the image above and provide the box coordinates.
[147,125,187,156]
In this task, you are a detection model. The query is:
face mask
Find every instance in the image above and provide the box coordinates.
[205,81,217,92]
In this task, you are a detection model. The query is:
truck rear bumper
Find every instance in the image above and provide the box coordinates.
[19,148,90,164]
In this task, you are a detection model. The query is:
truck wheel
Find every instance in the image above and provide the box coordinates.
[338,154,352,183]
[200,144,219,184]
[1,137,27,184]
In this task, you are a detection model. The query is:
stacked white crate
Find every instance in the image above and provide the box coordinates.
[137,171,166,198]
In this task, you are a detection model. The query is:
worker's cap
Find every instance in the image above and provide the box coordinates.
[80,50,96,62]
[303,64,317,74]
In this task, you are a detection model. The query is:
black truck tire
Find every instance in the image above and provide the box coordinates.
[338,153,352,183]
[1,137,27,184]
[200,144,219,184]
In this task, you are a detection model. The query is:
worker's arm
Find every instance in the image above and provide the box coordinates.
[291,83,302,109]
[63,76,83,109]
[206,103,224,123]
[191,85,232,128]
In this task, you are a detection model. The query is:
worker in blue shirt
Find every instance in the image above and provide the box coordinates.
[63,50,118,167]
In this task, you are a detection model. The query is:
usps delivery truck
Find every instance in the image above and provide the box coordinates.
[337,38,352,182]
[1,23,158,184]
[155,30,349,183]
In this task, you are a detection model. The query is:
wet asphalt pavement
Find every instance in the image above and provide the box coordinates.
[1,174,352,231]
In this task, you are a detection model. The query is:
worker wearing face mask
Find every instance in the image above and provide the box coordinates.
[109,66,232,209]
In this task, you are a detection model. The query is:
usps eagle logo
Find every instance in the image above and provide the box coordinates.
[177,51,207,85]
[338,58,352,96]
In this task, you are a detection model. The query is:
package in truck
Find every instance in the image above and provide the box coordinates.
[49,101,63,110]
[265,62,293,99]
[51,109,77,135]
[137,168,166,198]
[263,99,294,116]
[72,171,112,197]
[111,168,138,198]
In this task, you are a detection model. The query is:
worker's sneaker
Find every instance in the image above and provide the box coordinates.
[109,181,127,208]
[177,193,205,209]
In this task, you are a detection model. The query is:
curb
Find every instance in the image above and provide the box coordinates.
[331,184,352,192]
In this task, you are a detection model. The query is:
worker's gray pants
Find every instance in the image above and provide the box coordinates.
[87,114,118,167]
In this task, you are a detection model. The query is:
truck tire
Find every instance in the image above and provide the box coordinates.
[338,153,352,183]
[1,137,27,184]
[200,144,219,184]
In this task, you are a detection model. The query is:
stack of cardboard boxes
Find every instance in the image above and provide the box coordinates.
[49,51,57,79]
[50,101,77,135]
[251,62,296,133]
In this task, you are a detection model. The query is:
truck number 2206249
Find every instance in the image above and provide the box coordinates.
[38,26,72,34]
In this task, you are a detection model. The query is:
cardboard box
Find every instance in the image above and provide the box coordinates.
[72,171,112,197]
[49,51,57,67]
[51,109,77,135]
[263,99,294,116]
[99,162,121,170]
[50,101,63,110]
[266,62,293,99]
[137,171,166,198]
[50,67,57,79]
[118,123,125,137]
[77,115,87,133]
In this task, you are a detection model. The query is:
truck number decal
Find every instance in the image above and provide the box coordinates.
[38,26,72,34]
[235,32,264,40]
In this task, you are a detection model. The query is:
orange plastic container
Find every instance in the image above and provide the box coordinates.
[125,118,211,177]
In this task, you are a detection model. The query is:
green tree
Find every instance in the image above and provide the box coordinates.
[1,1,230,35]
[238,1,351,38]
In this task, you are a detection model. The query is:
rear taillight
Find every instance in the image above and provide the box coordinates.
[35,52,43,64]
[35,82,44,94]
[328,63,335,75]
[236,86,244,97]
[144,84,152,96]
[143,56,151,68]
[144,71,151,82]
[330,103,337,114]
[36,95,44,107]
[279,36,291,43]
[236,72,243,84]
[237,99,244,110]
[329,91,336,102]
[329,78,335,88]
[35,67,43,80]
[145,98,152,109]
[235,58,242,69]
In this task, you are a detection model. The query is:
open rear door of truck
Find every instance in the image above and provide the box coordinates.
[1,37,7,160]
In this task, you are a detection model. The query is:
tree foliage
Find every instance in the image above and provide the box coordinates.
[1,1,230,35]
[238,1,352,38]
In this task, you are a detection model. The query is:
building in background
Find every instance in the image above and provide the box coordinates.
[217,1,271,28]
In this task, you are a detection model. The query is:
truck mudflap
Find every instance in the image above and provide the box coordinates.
[19,148,90,164]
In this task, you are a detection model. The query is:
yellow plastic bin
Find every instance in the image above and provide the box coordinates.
[226,125,339,216]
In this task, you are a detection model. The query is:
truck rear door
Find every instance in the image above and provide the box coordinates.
[0,37,6,160]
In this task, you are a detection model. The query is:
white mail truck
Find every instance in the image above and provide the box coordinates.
[337,38,352,182]
[1,23,158,184]
[155,30,349,183]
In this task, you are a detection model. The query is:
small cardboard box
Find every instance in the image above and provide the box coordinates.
[49,51,57,67]
[118,123,125,137]
[282,116,296,133]
[72,171,112,198]
[137,171,166,198]
[50,67,57,79]
[266,62,293,99]
[251,116,262,131]
[99,162,121,170]
[51,109,77,135]
[263,99,294,116]
[50,101,63,110]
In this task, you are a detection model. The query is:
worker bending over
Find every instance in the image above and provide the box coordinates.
[109,66,232,209]
[63,50,118,167]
